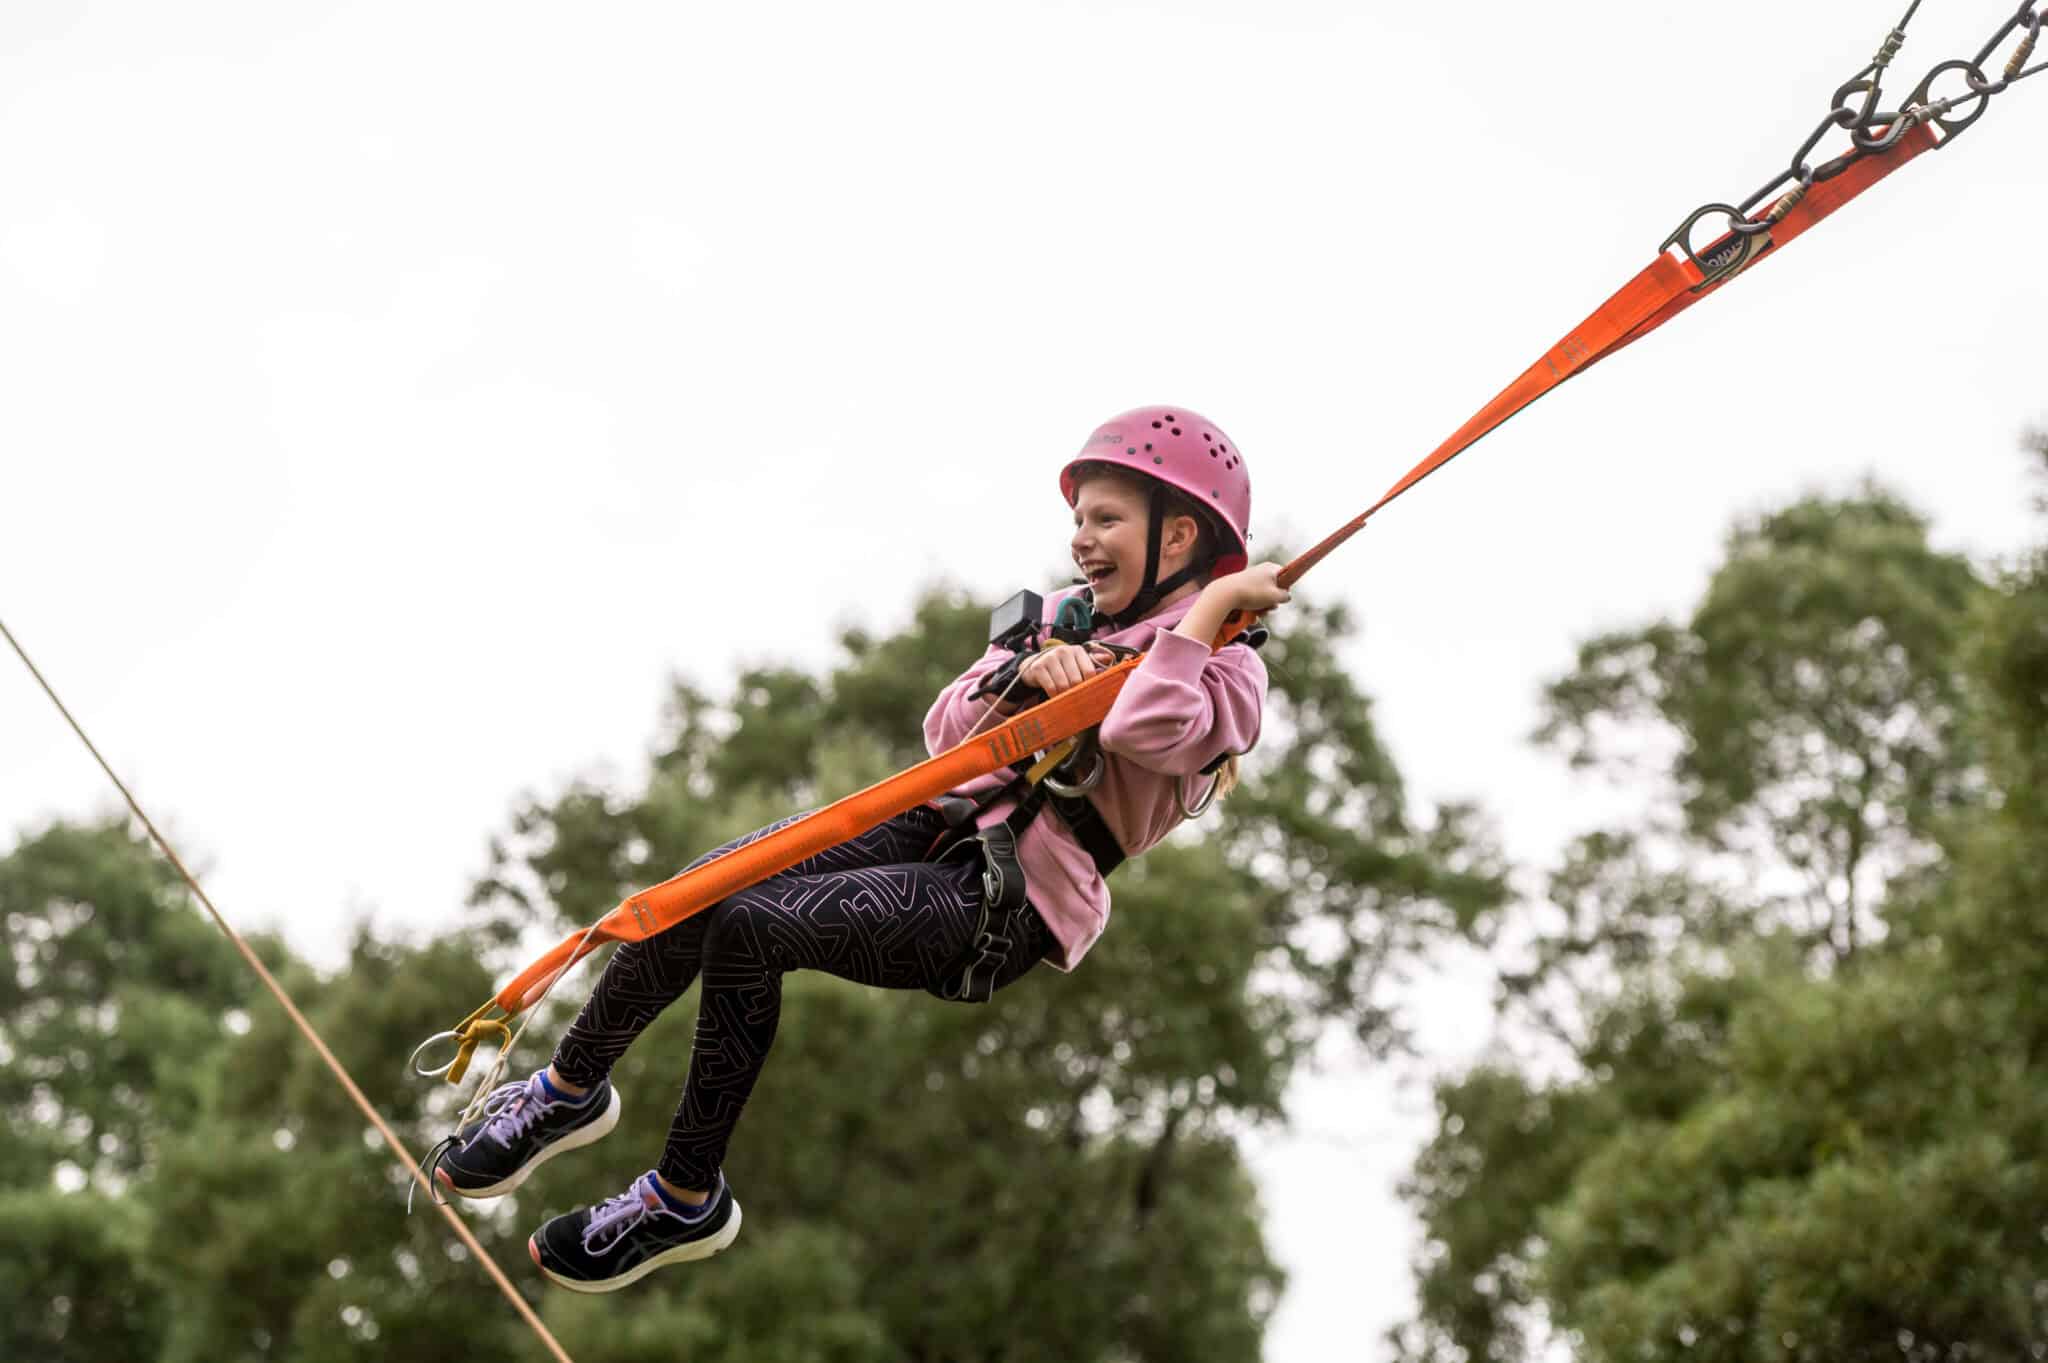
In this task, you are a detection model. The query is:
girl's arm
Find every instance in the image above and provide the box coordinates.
[1096,565,1286,774]
[1096,630,1267,776]
[1170,563,1289,648]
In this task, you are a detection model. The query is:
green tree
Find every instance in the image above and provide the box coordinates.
[0,819,265,1362]
[470,581,1504,1362]
[0,819,257,1186]
[138,930,534,1363]
[5,573,1501,1361]
[1396,460,2048,1363]
[0,818,542,1362]
[1535,487,1984,964]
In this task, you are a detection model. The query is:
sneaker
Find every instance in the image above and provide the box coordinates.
[434,1070,621,1199]
[528,1171,742,1292]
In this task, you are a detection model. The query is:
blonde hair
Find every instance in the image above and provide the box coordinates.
[1210,755,1241,803]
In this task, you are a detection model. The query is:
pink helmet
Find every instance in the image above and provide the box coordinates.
[1059,405,1252,575]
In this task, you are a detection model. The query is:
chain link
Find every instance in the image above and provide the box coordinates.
[1662,0,2044,288]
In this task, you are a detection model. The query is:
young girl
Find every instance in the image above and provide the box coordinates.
[434,405,1287,1293]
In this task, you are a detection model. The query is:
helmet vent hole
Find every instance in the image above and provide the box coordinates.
[1170,427,1181,436]
[1154,456,1164,464]
[1165,414,1177,422]
[1144,443,1153,451]
[1151,420,1163,429]
[1202,433,1212,441]
[1209,449,1218,458]
[1126,447,1137,455]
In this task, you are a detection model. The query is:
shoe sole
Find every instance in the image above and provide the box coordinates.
[437,1087,622,1200]
[529,1200,743,1293]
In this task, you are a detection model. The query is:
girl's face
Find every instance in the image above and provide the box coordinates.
[1070,474,1197,618]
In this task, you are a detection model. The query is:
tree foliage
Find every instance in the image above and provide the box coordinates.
[3,576,1497,1360]
[1535,488,1984,962]
[1397,447,2048,1363]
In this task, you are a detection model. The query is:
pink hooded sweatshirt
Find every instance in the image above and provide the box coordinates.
[922,589,1268,970]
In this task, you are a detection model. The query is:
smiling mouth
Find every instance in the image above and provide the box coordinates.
[1083,563,1117,586]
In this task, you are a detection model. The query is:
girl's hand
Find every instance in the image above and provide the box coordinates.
[1172,561,1291,647]
[1211,562,1291,613]
[1018,641,1102,696]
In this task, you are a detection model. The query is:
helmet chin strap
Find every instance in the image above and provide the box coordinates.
[1091,484,1210,632]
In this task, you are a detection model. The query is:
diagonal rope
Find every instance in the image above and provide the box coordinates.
[0,614,578,1363]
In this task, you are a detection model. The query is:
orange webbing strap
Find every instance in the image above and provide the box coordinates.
[1277,121,1941,589]
[1592,122,1939,367]
[487,654,1147,1016]
[456,123,1942,1052]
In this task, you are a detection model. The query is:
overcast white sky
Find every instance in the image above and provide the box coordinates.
[5,2,2043,1357]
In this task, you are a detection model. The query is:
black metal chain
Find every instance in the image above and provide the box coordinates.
[1663,0,2044,286]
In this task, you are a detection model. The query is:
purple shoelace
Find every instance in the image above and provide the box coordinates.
[474,1073,554,1149]
[582,1175,674,1255]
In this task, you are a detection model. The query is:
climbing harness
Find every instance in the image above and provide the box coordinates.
[923,582,1262,999]
[950,582,1260,882]
[926,821,1032,1004]
[416,0,2042,1092]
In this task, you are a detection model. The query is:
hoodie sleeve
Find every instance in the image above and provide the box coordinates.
[924,644,1016,757]
[1096,629,1267,776]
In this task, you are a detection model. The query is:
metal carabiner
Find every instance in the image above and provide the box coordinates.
[1041,735,1105,798]
[409,1008,512,1085]
[1661,203,1772,292]
[408,1029,469,1080]
[1051,595,1096,645]
[1900,59,1996,141]
[1790,103,1859,183]
[1178,770,1223,819]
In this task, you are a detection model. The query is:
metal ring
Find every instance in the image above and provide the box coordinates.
[1042,743,1104,797]
[1178,771,1223,820]
[1660,202,1740,266]
[1661,202,1770,290]
[408,1029,466,1079]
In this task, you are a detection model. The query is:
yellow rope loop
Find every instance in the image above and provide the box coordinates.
[447,1014,512,1087]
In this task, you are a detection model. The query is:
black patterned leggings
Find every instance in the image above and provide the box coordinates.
[550,804,1055,1190]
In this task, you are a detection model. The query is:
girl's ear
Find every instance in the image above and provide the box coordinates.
[1162,512,1202,558]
